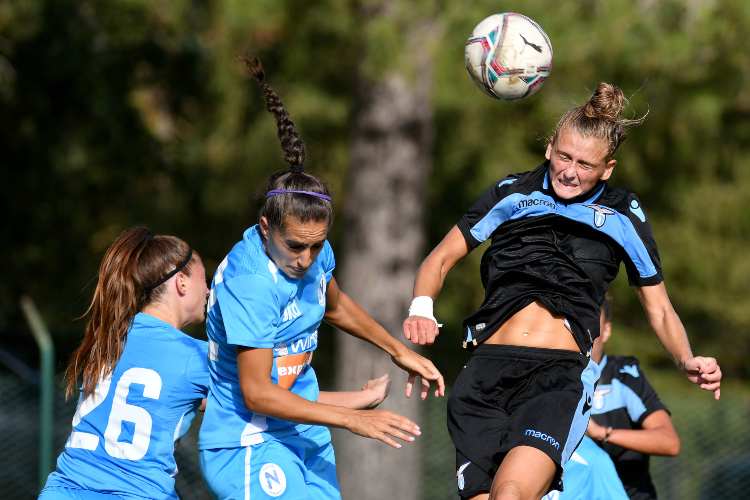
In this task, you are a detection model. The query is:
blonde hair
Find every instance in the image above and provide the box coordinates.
[550,82,646,159]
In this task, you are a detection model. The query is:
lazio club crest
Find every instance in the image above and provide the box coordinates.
[583,204,616,228]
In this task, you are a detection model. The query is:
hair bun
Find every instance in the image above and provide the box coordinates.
[583,82,625,121]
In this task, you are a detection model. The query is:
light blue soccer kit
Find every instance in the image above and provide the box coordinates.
[199,225,339,499]
[543,436,629,500]
[40,313,209,500]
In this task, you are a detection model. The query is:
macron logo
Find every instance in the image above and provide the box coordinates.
[524,429,560,450]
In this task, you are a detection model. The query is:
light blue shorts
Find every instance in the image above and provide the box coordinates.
[39,487,128,499]
[201,435,340,499]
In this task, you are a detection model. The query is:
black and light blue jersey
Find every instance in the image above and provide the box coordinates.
[456,162,662,353]
[43,313,209,499]
[591,355,667,499]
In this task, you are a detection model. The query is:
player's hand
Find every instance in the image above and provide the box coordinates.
[681,356,722,400]
[391,347,445,399]
[586,418,607,441]
[402,315,440,345]
[345,409,421,449]
[360,374,391,409]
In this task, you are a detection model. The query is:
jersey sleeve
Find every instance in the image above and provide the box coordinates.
[216,274,280,348]
[321,240,336,282]
[184,340,210,399]
[456,176,519,250]
[618,358,668,425]
[620,193,663,287]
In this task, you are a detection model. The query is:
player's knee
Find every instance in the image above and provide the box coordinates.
[490,479,547,500]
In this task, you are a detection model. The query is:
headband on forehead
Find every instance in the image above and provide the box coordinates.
[144,249,193,292]
[266,189,332,202]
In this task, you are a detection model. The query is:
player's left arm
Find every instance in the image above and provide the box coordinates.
[636,283,722,399]
[318,374,391,409]
[589,409,680,456]
[324,277,445,399]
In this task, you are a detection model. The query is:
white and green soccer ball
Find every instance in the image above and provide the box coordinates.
[464,12,553,100]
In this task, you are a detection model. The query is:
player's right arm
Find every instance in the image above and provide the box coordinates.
[404,177,517,346]
[236,347,419,449]
[403,226,469,346]
[588,410,680,456]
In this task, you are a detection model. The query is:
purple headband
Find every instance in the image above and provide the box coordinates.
[266,189,332,202]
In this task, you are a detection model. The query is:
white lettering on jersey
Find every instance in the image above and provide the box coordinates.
[281,299,302,322]
[290,331,318,353]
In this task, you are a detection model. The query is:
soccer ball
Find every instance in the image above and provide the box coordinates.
[465,12,552,100]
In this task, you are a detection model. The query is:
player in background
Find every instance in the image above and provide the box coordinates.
[587,295,680,499]
[198,57,445,500]
[403,82,722,500]
[542,435,628,500]
[39,227,211,499]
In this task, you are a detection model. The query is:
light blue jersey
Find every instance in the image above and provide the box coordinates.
[543,436,628,500]
[199,225,335,450]
[41,313,209,499]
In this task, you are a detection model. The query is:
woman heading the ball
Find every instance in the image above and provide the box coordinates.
[198,57,445,500]
[403,83,722,500]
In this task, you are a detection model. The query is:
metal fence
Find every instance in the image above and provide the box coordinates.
[3,361,748,500]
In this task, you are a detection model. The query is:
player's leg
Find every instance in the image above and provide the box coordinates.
[201,441,307,500]
[489,445,556,500]
[496,348,600,499]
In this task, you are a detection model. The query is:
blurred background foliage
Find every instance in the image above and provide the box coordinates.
[2,0,749,399]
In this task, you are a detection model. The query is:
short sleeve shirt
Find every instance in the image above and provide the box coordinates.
[44,313,209,499]
[590,355,668,499]
[199,225,335,449]
[455,162,662,353]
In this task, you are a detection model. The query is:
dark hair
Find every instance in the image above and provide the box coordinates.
[550,82,646,159]
[243,56,333,230]
[65,227,195,399]
[601,292,613,323]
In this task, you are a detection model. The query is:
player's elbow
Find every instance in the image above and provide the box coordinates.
[665,434,681,456]
[240,383,272,413]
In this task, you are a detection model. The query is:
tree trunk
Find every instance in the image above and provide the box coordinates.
[333,10,437,500]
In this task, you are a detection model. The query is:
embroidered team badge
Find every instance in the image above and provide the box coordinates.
[593,387,611,410]
[583,204,616,228]
[317,273,327,306]
[259,463,287,497]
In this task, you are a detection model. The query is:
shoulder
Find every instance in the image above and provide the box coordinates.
[609,355,645,381]
[598,185,648,216]
[498,163,546,192]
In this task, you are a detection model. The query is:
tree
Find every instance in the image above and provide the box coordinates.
[332,1,440,498]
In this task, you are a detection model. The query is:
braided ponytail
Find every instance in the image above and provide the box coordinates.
[244,55,333,230]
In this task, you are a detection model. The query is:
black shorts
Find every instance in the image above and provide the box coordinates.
[447,344,600,498]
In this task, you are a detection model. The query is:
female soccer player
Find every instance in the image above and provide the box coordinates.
[198,58,445,500]
[587,296,680,499]
[40,227,211,499]
[403,83,722,500]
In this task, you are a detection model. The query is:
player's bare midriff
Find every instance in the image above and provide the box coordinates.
[483,300,580,352]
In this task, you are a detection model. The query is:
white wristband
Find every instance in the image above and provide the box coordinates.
[408,296,443,328]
